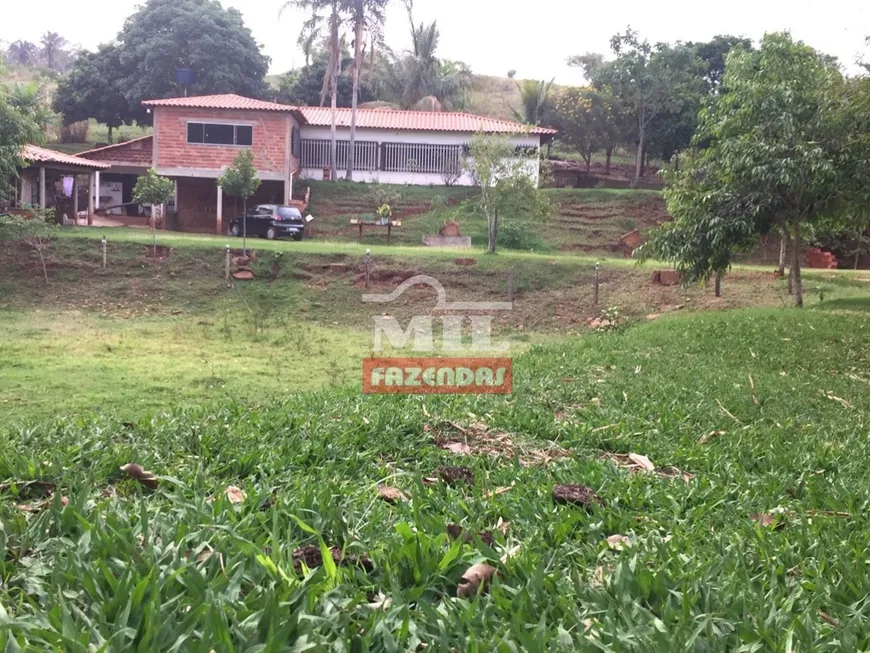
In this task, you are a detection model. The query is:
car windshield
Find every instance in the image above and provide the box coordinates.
[276,207,302,220]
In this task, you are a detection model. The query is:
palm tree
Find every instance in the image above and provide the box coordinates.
[512,78,554,125]
[40,32,67,71]
[281,0,345,181]
[343,0,389,181]
[377,14,469,110]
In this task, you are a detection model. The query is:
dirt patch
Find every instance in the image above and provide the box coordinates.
[552,484,605,511]
[432,420,569,466]
[140,245,172,262]
[436,465,475,487]
[292,545,373,572]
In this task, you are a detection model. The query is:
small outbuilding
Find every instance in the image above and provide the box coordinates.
[11,145,110,225]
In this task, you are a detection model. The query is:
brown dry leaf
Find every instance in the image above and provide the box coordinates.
[442,442,473,455]
[628,453,655,472]
[495,518,510,535]
[606,534,631,551]
[422,477,439,486]
[225,486,246,504]
[456,563,497,598]
[378,486,406,504]
[819,610,839,627]
[589,566,606,587]
[120,463,158,490]
[484,485,514,499]
[197,547,214,563]
[698,430,726,445]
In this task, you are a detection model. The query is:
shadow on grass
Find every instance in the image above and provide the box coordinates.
[815,296,870,311]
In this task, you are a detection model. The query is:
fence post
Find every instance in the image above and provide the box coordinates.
[507,269,515,303]
[594,262,600,306]
[365,248,371,288]
[101,236,107,269]
[225,245,231,286]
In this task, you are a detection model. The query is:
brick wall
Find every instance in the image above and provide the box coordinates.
[80,137,154,165]
[175,179,287,234]
[176,177,221,233]
[155,107,297,175]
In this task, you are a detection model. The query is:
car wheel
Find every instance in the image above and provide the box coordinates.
[229,223,241,237]
[266,227,277,240]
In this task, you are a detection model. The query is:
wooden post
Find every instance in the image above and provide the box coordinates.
[507,270,515,303]
[39,166,46,211]
[225,245,231,285]
[365,249,371,288]
[102,236,107,269]
[94,171,101,209]
[594,262,601,306]
[87,172,94,226]
[72,175,79,224]
[216,184,223,235]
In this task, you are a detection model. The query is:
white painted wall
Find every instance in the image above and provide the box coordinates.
[298,126,542,187]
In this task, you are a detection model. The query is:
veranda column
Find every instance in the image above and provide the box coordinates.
[216,184,223,235]
[87,172,95,226]
[94,170,101,209]
[72,175,79,223]
[39,166,46,210]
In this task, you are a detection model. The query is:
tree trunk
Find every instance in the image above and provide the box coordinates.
[856,228,863,270]
[634,126,645,184]
[791,220,803,307]
[714,271,722,298]
[778,231,788,277]
[346,17,364,182]
[108,126,114,144]
[585,157,591,174]
[242,199,248,256]
[605,147,613,175]
[487,214,498,254]
[328,8,339,181]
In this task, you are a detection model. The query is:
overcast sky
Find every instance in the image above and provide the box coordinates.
[2,0,868,82]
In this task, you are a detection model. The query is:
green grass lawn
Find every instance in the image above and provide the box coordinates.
[2,305,870,649]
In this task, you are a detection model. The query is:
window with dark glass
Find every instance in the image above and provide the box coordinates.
[236,125,253,146]
[187,122,253,146]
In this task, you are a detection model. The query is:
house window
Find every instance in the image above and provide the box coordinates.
[382,143,463,174]
[300,139,379,171]
[187,122,253,146]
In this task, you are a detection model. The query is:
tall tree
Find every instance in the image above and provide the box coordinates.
[53,45,131,143]
[275,51,373,108]
[552,87,611,172]
[118,0,270,122]
[688,35,753,93]
[343,0,389,181]
[643,33,854,307]
[40,32,67,71]
[0,58,41,203]
[376,4,469,110]
[282,0,345,181]
[586,28,704,183]
[512,79,554,126]
[6,41,38,66]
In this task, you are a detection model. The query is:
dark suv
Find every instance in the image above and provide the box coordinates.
[229,205,306,240]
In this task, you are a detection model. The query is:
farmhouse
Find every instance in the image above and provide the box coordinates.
[76,94,555,234]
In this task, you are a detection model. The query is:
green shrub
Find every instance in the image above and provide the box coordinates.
[497,220,532,250]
